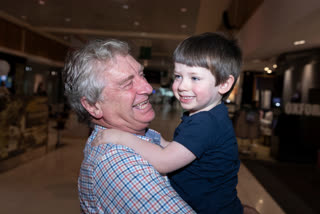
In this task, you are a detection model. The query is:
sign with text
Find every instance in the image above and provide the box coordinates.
[285,103,320,116]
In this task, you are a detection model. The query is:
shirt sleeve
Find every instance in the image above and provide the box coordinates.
[93,146,195,213]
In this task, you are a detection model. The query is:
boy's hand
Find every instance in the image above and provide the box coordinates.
[92,129,123,147]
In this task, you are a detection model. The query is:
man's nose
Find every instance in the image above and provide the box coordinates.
[137,77,153,94]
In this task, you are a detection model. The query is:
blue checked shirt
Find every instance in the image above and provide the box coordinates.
[78,125,195,213]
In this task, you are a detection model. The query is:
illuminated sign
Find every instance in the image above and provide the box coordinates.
[285,103,320,116]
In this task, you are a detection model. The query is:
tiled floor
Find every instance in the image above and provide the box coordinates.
[242,159,319,214]
[0,103,285,214]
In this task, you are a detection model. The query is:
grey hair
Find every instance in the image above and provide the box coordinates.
[63,39,129,122]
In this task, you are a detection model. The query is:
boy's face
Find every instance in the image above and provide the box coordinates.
[172,63,223,115]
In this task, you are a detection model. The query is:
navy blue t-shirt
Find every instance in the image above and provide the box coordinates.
[169,103,243,214]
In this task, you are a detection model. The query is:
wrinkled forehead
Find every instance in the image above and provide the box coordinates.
[100,54,142,81]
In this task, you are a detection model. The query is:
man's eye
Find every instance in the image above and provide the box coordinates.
[140,73,146,78]
[192,76,200,81]
[123,81,133,89]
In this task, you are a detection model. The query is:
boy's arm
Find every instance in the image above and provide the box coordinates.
[93,129,196,174]
[160,136,171,148]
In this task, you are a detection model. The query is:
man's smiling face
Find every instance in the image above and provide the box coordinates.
[97,54,155,135]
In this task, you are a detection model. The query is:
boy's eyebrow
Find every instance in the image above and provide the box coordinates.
[188,72,200,75]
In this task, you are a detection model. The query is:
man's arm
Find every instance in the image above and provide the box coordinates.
[93,146,195,213]
[93,129,196,174]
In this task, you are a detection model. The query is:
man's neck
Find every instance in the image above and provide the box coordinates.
[92,120,147,136]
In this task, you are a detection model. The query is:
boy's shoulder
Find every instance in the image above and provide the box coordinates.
[196,103,228,117]
[194,104,230,126]
[182,103,228,126]
[187,111,216,126]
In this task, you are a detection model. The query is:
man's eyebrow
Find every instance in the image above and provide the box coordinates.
[119,75,134,85]
[119,65,143,85]
[139,65,145,73]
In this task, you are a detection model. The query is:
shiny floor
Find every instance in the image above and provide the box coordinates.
[0,103,285,214]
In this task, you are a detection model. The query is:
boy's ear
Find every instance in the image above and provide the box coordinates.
[80,97,103,119]
[218,75,235,95]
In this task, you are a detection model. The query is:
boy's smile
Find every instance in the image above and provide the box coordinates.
[179,95,196,103]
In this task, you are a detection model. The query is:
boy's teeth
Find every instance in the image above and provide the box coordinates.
[181,96,193,99]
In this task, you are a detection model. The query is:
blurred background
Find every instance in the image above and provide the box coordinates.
[0,0,319,213]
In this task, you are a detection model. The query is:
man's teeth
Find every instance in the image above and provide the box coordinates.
[133,100,149,109]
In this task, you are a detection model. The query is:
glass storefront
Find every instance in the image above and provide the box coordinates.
[0,52,64,171]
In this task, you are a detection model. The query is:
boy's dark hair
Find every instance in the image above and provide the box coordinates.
[173,32,242,100]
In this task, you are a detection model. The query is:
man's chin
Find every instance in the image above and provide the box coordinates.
[133,113,155,135]
[141,109,155,124]
[144,108,155,122]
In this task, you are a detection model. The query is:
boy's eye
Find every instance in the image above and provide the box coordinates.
[192,76,200,81]
[174,74,181,79]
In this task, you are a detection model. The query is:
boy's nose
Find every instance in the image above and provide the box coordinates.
[178,79,190,91]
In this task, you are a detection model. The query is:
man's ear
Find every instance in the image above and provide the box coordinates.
[80,97,103,119]
[218,75,235,95]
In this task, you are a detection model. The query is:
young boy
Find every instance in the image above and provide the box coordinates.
[94,32,243,213]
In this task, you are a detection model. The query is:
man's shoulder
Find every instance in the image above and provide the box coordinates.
[86,144,158,176]
[145,128,161,144]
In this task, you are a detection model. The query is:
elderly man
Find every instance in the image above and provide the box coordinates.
[63,39,195,213]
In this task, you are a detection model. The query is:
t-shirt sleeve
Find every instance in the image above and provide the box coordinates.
[174,113,215,158]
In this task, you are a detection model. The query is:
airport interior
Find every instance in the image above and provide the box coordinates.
[0,0,320,213]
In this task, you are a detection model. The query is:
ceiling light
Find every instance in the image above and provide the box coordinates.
[264,66,273,73]
[293,40,305,46]
[273,64,277,68]
[122,4,129,9]
[134,21,140,26]
[180,24,187,29]
[25,66,32,71]
[180,8,187,12]
[38,0,45,5]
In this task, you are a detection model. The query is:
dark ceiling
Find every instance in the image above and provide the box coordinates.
[1,0,320,72]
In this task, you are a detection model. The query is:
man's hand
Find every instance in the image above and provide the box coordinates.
[92,129,123,147]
